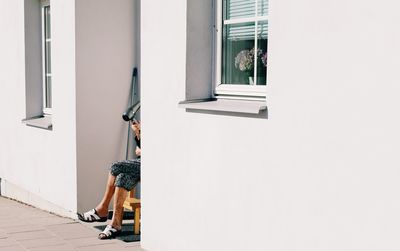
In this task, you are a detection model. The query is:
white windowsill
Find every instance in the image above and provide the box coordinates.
[179,98,267,114]
[22,115,52,130]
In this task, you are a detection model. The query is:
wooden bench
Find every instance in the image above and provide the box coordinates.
[123,188,141,234]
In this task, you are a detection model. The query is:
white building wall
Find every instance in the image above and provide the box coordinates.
[0,0,139,216]
[141,1,400,251]
[75,0,140,212]
[0,0,77,217]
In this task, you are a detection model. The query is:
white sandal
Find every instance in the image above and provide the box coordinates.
[77,209,108,223]
[98,225,122,239]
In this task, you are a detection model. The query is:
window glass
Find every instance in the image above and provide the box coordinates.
[256,20,268,85]
[43,3,52,110]
[257,0,268,16]
[221,0,268,86]
[45,77,52,108]
[225,0,255,19]
[222,22,255,85]
[45,42,51,74]
[45,6,50,39]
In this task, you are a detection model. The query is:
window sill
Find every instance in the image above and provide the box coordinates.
[22,115,53,130]
[179,98,267,115]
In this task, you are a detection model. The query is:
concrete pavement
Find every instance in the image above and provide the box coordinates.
[0,196,144,251]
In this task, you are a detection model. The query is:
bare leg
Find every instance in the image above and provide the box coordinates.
[94,173,116,217]
[109,187,128,230]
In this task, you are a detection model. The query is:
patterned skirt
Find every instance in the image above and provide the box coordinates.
[110,159,141,191]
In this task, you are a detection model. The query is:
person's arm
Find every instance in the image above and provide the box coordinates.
[135,146,141,156]
[131,121,141,157]
[131,121,141,139]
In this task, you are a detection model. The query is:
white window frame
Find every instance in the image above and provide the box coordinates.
[214,0,268,100]
[41,0,52,115]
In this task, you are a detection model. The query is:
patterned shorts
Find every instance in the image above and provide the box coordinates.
[110,159,141,191]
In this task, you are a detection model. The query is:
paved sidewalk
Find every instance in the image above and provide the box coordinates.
[0,196,144,251]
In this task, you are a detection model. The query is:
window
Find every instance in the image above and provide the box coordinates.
[215,0,268,99]
[41,0,52,115]
[22,0,52,129]
[180,0,268,116]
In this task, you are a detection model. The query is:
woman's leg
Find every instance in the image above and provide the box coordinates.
[95,160,134,216]
[108,165,140,229]
[98,186,128,239]
[109,187,129,229]
[98,161,140,238]
[94,173,116,217]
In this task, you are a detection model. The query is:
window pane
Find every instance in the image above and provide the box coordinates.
[224,0,255,20]
[45,42,51,74]
[257,0,268,17]
[222,22,255,85]
[45,6,50,39]
[256,21,268,85]
[45,77,52,108]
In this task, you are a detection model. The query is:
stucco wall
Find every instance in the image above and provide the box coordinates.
[141,0,400,251]
[75,0,140,212]
[0,0,139,216]
[0,0,77,216]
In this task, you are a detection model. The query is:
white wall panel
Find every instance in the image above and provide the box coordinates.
[0,0,77,216]
[75,0,140,212]
[141,0,400,250]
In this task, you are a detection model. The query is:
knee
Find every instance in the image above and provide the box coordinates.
[110,163,121,176]
[115,173,137,191]
[115,186,129,193]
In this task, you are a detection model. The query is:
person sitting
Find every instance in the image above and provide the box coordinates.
[77,121,141,239]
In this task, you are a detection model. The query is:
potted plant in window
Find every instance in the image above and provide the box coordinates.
[234,48,267,85]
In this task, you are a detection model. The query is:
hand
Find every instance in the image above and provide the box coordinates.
[135,146,141,156]
[131,121,141,138]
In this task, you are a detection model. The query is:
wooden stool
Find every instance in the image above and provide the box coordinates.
[123,188,141,234]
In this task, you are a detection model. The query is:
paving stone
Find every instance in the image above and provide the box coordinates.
[76,243,126,251]
[4,224,45,234]
[47,223,97,240]
[125,247,147,251]
[0,200,32,208]
[67,236,118,248]
[0,207,49,219]
[18,236,67,249]
[0,199,24,207]
[0,206,27,212]
[8,229,56,241]
[0,209,32,219]
[0,245,26,251]
[0,220,27,231]
[0,238,18,248]
[0,197,145,250]
[123,242,142,248]
[18,209,56,220]
[27,216,75,226]
[28,244,77,251]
